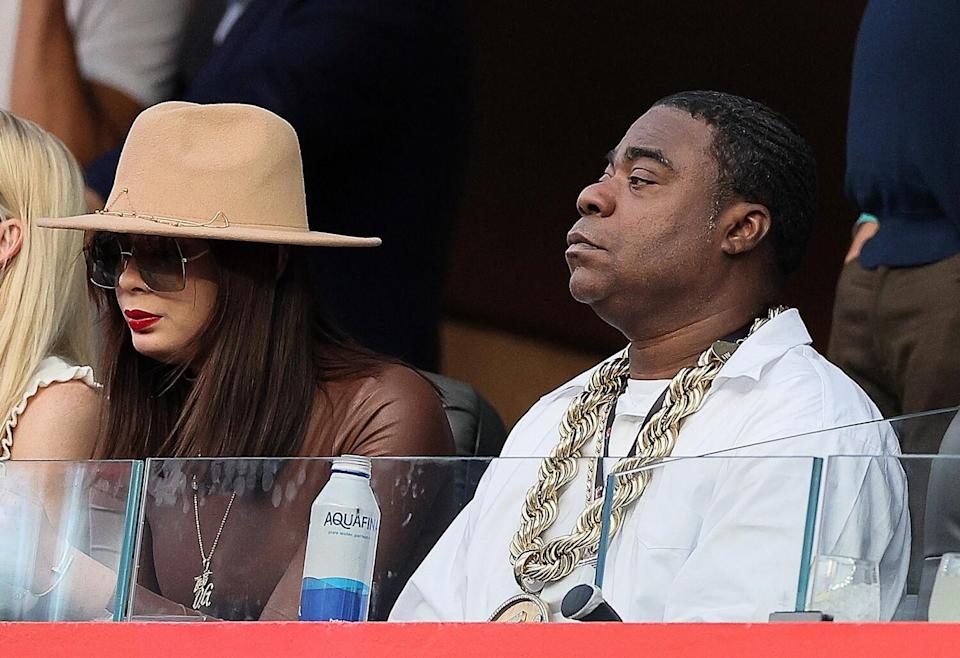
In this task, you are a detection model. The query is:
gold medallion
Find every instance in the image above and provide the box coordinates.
[489,593,550,623]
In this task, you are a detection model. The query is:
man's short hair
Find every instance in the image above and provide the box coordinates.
[654,90,818,275]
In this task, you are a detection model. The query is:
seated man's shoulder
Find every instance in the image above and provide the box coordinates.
[735,345,894,455]
[768,345,879,418]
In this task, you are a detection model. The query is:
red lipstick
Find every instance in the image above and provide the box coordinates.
[124,309,161,332]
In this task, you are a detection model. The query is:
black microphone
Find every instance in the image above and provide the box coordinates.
[561,583,623,622]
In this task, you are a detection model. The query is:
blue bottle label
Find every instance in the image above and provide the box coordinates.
[300,576,371,621]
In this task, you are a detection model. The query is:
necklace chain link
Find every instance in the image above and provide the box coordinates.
[509,307,787,592]
[193,480,237,568]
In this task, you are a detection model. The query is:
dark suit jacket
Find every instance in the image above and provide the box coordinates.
[88,0,470,369]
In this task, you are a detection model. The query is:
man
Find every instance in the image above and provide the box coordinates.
[829,0,960,595]
[86,0,469,371]
[831,1,960,442]
[390,91,908,622]
[2,0,190,164]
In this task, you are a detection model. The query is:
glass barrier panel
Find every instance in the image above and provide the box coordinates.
[814,452,960,620]
[608,407,960,619]
[794,407,960,622]
[593,455,820,622]
[128,456,494,621]
[0,460,143,621]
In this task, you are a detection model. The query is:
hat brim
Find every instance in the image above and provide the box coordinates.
[35,213,381,248]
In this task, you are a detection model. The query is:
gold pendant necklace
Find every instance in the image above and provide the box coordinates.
[489,551,551,622]
[495,307,788,621]
[191,477,237,611]
[489,592,550,623]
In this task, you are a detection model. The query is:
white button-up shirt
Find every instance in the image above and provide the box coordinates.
[391,310,909,621]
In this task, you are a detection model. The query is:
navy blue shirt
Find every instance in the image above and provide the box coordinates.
[846,0,960,268]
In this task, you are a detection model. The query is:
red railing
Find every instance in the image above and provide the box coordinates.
[5,622,960,657]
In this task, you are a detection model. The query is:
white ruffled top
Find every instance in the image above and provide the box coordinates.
[0,356,97,461]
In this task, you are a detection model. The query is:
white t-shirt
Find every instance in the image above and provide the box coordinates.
[390,310,910,622]
[0,0,192,109]
[531,377,670,610]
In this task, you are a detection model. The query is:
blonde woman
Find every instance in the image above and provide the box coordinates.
[0,110,98,461]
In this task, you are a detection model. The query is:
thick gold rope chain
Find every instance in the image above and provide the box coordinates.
[509,307,787,592]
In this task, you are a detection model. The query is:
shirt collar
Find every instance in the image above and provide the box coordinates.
[541,308,812,404]
[714,308,811,382]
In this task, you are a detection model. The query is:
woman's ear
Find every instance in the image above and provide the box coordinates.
[0,218,24,268]
[718,201,772,257]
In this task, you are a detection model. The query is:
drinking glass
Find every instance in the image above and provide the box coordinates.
[809,555,880,621]
[928,553,960,622]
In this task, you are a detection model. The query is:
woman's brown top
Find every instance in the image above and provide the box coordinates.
[135,363,456,620]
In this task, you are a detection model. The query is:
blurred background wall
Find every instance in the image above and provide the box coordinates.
[441,0,868,426]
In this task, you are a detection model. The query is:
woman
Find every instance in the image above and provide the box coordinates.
[36,101,455,620]
[0,110,98,462]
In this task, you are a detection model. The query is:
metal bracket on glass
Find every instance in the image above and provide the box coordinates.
[768,610,833,622]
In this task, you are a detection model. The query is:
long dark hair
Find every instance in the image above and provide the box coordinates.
[93,240,381,459]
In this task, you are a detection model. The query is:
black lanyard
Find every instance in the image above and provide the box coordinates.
[590,384,667,502]
[590,325,753,501]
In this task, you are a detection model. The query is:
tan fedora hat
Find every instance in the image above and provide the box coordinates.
[36,101,381,248]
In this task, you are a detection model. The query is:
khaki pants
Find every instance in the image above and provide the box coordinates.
[829,253,960,594]
[829,253,960,450]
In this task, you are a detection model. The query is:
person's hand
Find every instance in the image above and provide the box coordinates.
[844,220,879,264]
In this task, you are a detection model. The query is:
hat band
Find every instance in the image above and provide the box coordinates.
[95,208,231,230]
[96,186,231,230]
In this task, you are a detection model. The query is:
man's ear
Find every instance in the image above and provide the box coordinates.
[0,218,24,268]
[718,201,771,257]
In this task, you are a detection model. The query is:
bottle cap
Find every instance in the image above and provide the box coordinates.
[332,454,372,478]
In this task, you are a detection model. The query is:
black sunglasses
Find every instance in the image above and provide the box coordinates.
[85,232,209,293]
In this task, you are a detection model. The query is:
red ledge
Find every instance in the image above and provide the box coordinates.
[4,621,960,657]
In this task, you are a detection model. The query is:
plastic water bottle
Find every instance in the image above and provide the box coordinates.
[299,455,381,621]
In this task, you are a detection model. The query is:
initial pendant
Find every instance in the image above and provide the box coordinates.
[192,563,215,610]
